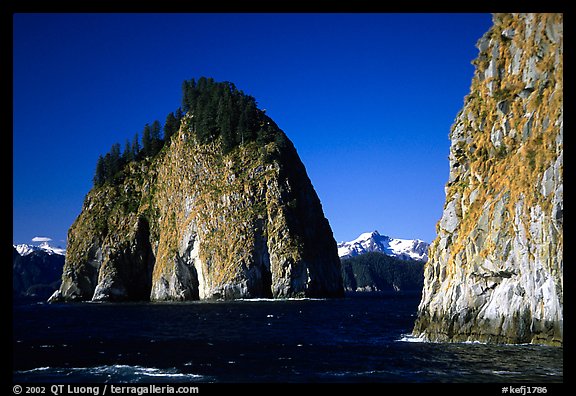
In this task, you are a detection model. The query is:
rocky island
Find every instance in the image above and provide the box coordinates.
[413,13,563,346]
[49,78,344,302]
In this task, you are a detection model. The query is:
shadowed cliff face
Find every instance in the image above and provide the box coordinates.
[51,114,343,302]
[413,13,563,346]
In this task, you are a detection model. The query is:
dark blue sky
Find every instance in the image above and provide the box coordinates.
[13,13,493,246]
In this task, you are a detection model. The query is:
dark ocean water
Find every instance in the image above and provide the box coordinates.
[13,294,563,383]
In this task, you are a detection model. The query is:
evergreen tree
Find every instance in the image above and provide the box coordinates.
[150,120,163,156]
[109,142,123,178]
[94,155,106,187]
[102,153,112,182]
[123,138,133,163]
[164,112,179,143]
[182,80,191,113]
[175,107,184,121]
[131,133,141,160]
[142,124,152,157]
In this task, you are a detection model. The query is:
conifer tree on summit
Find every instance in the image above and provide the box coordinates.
[142,123,152,158]
[131,133,141,161]
[123,139,133,163]
[164,112,179,143]
[150,120,163,156]
[93,155,106,187]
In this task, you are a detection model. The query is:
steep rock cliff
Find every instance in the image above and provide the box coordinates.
[50,88,343,302]
[413,13,563,346]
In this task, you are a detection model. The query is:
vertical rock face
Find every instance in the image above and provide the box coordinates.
[50,105,343,302]
[413,13,562,346]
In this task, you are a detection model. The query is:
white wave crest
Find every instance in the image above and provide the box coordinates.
[397,333,429,343]
[14,365,208,382]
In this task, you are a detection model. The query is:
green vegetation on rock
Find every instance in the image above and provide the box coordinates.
[93,77,288,187]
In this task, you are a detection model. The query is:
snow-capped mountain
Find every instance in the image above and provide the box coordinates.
[13,243,65,301]
[14,242,66,256]
[338,231,429,262]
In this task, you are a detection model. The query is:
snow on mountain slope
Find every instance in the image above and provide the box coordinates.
[14,242,66,256]
[338,231,429,262]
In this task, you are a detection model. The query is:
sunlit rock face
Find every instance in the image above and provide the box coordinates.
[413,13,563,346]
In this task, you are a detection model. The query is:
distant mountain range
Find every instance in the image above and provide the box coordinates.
[14,241,66,256]
[13,242,65,301]
[12,234,428,300]
[337,231,429,262]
